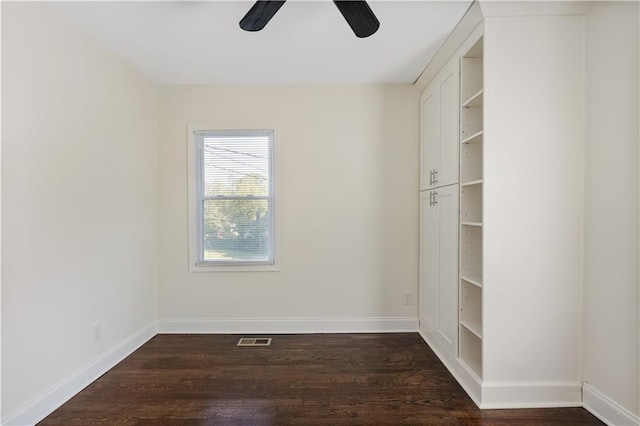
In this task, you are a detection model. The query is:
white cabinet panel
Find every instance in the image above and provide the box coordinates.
[436,185,459,353]
[420,90,439,190]
[420,191,439,328]
[420,59,460,190]
[438,67,460,187]
[419,184,459,357]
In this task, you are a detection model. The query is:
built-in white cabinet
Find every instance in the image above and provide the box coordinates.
[419,32,483,382]
[420,58,459,190]
[417,1,586,409]
[419,184,459,357]
[419,54,461,359]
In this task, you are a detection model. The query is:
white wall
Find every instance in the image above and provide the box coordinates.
[583,0,640,420]
[2,3,159,421]
[158,85,419,323]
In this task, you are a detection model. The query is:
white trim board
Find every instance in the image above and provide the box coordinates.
[417,327,582,409]
[157,317,419,334]
[2,322,157,426]
[480,382,583,409]
[583,383,640,426]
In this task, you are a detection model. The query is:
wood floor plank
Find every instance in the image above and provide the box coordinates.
[39,334,603,425]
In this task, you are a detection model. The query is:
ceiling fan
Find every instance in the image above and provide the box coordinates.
[239,1,380,38]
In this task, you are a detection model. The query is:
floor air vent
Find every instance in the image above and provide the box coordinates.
[237,337,272,347]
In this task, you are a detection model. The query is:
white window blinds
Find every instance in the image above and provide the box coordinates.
[195,130,274,265]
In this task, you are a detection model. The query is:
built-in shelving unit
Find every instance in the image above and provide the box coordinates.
[459,35,483,381]
[417,3,588,409]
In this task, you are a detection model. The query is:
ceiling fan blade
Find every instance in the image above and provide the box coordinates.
[240,1,287,32]
[333,1,380,38]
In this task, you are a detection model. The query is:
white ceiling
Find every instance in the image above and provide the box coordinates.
[52,1,472,85]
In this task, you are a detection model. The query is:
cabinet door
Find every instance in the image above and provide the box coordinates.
[420,88,439,191]
[420,58,459,190]
[435,184,459,356]
[419,191,439,329]
[419,185,459,357]
[437,61,460,188]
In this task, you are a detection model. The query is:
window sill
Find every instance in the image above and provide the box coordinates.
[189,263,280,273]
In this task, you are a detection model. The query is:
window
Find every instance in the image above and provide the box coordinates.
[188,128,276,270]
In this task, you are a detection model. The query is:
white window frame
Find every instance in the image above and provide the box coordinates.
[187,125,279,272]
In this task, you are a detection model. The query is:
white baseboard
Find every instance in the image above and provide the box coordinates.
[583,383,640,426]
[480,381,583,409]
[417,322,582,410]
[2,322,157,426]
[157,317,419,334]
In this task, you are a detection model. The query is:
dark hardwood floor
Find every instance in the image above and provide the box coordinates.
[40,333,603,425]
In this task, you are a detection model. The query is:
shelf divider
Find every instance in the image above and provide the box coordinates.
[461,221,483,227]
[462,89,483,108]
[461,130,483,144]
[461,320,483,339]
[461,275,483,288]
[461,179,483,187]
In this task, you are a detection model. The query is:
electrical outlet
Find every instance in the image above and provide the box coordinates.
[93,322,102,342]
[403,291,413,305]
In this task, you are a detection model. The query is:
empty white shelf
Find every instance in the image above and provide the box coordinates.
[462,89,483,108]
[462,130,483,144]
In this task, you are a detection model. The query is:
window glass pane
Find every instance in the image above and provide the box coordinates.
[202,135,269,197]
[195,130,274,266]
[202,199,270,262]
